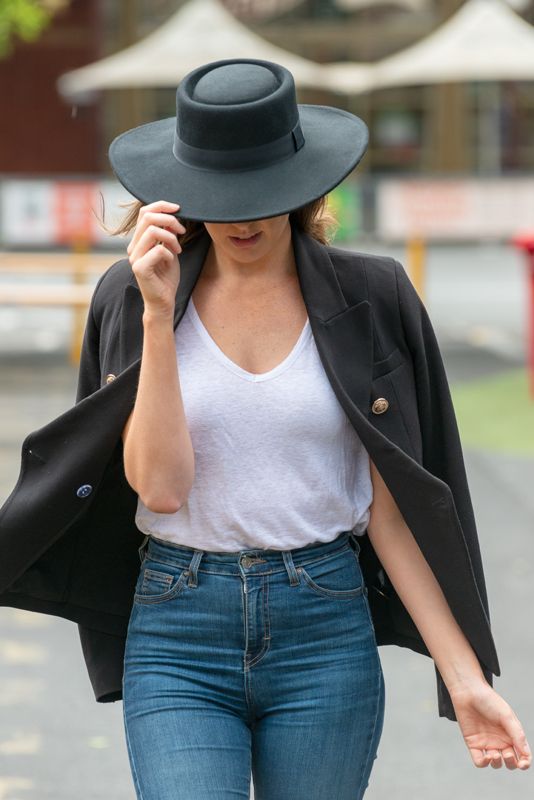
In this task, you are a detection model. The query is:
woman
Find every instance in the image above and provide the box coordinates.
[0,57,530,799]
[103,58,531,798]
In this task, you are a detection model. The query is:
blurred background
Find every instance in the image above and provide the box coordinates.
[0,1,533,798]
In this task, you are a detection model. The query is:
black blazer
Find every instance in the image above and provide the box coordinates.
[0,223,500,722]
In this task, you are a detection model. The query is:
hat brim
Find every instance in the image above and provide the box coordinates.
[108,105,368,223]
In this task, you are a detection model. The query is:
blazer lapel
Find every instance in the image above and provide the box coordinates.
[117,224,374,419]
[291,225,374,420]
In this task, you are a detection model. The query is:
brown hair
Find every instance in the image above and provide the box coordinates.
[96,193,339,247]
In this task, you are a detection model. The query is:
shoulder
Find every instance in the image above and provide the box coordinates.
[91,257,132,322]
[324,242,400,301]
[95,256,132,298]
[325,241,396,269]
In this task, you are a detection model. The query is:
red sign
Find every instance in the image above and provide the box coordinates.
[53,182,96,244]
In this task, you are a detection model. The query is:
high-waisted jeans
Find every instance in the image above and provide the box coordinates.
[122,529,386,800]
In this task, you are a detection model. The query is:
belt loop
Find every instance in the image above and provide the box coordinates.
[348,531,361,556]
[282,550,300,586]
[186,550,204,587]
[138,534,150,564]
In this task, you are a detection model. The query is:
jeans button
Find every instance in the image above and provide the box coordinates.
[241,554,266,567]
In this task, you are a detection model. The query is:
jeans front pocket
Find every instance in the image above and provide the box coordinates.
[134,562,190,605]
[297,546,365,601]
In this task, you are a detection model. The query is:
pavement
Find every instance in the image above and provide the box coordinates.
[0,241,533,798]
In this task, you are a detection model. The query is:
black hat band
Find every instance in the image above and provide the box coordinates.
[173,120,305,173]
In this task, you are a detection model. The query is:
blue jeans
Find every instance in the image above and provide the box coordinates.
[122,530,385,799]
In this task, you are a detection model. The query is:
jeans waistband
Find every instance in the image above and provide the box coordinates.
[137,529,361,587]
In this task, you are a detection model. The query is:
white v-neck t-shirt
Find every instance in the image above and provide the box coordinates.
[134,296,373,551]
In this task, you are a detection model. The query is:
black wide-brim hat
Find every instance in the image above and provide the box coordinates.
[108,58,369,223]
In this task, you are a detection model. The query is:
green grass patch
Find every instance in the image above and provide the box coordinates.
[450,367,534,456]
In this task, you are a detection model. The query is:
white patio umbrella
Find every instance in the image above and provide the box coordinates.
[334,0,429,11]
[224,0,306,18]
[320,0,534,171]
[316,61,377,94]
[56,0,325,98]
[372,0,534,88]
[321,0,534,94]
[314,0,433,95]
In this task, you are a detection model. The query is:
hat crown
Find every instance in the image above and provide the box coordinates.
[192,63,278,105]
[175,59,300,154]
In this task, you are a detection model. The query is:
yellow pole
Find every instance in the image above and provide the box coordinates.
[70,235,90,365]
[406,237,426,303]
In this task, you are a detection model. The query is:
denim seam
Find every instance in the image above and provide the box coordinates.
[133,570,189,604]
[123,694,145,800]
[240,576,256,717]
[297,566,365,600]
[356,653,383,799]
[361,589,379,650]
[246,576,272,669]
[141,568,173,587]
[246,639,271,669]
[263,575,271,642]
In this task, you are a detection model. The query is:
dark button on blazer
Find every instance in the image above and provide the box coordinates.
[0,223,500,722]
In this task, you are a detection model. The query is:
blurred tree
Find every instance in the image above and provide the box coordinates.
[0,0,70,59]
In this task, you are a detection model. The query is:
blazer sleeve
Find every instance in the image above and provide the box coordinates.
[75,270,108,404]
[393,258,497,664]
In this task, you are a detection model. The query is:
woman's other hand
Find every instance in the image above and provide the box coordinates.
[126,200,186,320]
[449,679,532,770]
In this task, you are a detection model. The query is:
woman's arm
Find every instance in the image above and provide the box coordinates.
[367,457,531,770]
[366,457,485,692]
[122,311,195,514]
[121,201,195,514]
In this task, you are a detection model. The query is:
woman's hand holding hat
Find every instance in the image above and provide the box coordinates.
[126,200,185,321]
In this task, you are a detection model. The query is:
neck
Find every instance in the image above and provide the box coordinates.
[202,225,297,293]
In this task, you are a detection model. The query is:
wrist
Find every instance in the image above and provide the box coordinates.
[143,309,175,326]
[444,667,489,698]
[431,632,488,696]
[447,677,494,710]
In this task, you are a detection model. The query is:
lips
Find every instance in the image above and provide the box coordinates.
[229,232,262,247]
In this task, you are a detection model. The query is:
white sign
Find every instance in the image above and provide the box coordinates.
[0,179,137,247]
[377,178,534,240]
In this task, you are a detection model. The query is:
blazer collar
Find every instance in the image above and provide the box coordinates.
[118,224,373,417]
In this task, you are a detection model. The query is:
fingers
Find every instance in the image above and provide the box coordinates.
[131,224,182,259]
[127,201,185,262]
[128,224,183,270]
[470,735,531,771]
[471,748,496,768]
[502,711,532,769]
[471,747,511,770]
[502,746,521,770]
[138,200,184,235]
[473,746,531,771]
[486,748,503,768]
[128,211,183,246]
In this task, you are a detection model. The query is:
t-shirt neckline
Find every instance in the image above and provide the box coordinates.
[187,297,311,383]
